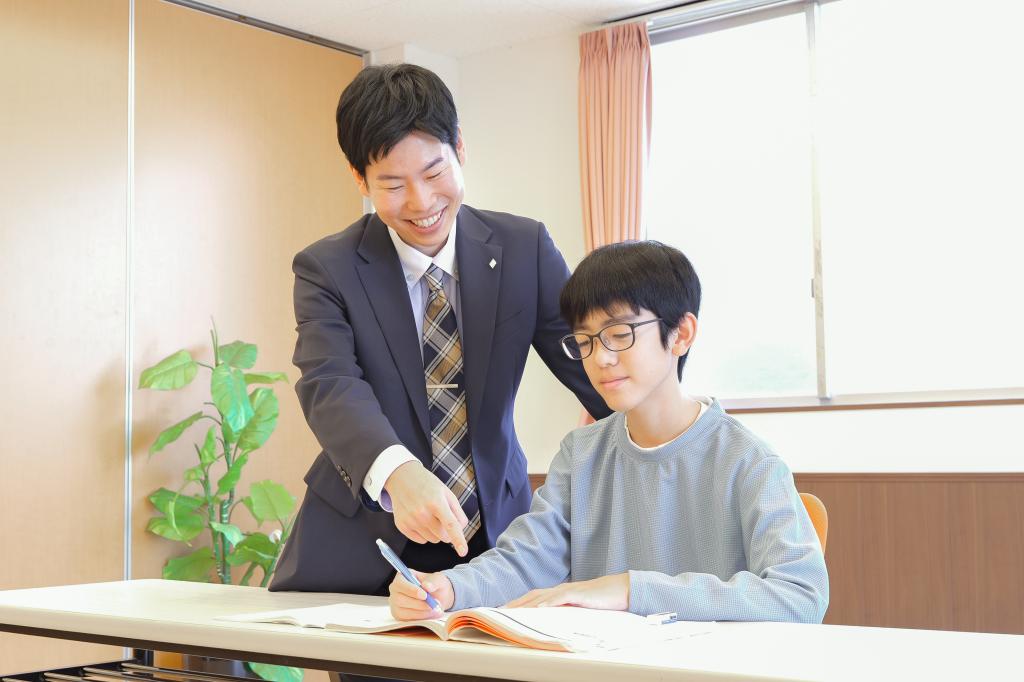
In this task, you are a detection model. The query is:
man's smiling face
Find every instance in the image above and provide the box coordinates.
[353,130,466,257]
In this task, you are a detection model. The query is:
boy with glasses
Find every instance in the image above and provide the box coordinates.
[388,240,829,623]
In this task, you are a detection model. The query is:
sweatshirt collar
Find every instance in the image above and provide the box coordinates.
[615,398,724,461]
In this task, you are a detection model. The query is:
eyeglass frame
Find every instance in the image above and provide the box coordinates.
[559,318,664,360]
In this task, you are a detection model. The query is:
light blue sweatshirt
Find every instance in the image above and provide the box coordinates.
[444,400,829,622]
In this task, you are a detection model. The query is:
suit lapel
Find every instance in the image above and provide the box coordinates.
[355,215,430,439]
[456,208,502,433]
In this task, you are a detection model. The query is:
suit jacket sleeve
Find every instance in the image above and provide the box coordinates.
[292,248,400,508]
[530,224,612,420]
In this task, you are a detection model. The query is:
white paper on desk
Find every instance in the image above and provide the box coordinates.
[474,607,715,652]
[217,603,437,630]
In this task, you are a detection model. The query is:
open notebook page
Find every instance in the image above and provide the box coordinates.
[218,603,446,635]
[471,607,715,652]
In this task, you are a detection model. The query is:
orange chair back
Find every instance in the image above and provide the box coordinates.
[800,492,828,554]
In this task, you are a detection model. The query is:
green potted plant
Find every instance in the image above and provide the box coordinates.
[139,324,301,682]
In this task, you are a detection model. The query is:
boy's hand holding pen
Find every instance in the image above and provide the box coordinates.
[379,538,456,621]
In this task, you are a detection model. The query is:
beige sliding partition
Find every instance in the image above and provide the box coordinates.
[130,0,363,583]
[0,0,129,673]
[1,0,362,674]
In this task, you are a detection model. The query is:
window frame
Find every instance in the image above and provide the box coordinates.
[645,0,1024,413]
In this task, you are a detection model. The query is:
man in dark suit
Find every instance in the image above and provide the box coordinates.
[270,64,609,598]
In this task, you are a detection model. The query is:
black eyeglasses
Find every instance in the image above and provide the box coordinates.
[560,318,663,360]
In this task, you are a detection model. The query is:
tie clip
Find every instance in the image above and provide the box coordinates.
[426,383,459,389]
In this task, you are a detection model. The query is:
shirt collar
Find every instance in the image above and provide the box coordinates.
[387,219,459,290]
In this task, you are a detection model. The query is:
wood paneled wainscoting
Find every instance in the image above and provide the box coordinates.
[526,472,1024,635]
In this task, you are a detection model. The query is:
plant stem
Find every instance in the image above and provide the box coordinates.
[210,322,220,365]
[220,497,232,583]
[201,464,224,584]
[261,519,292,588]
[213,442,231,584]
[239,563,257,586]
[208,517,222,582]
[222,465,236,584]
[259,565,274,588]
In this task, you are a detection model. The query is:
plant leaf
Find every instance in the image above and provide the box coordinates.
[243,372,289,385]
[211,364,254,433]
[237,389,279,452]
[227,532,277,568]
[148,488,204,516]
[163,547,215,582]
[139,350,198,390]
[149,412,204,455]
[246,663,302,682]
[210,521,244,546]
[148,488,205,542]
[216,453,249,496]
[247,480,296,524]
[222,420,238,447]
[147,511,205,542]
[183,465,204,483]
[198,426,218,466]
[218,341,257,369]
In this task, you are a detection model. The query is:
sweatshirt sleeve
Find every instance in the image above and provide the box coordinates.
[628,456,829,623]
[443,438,574,610]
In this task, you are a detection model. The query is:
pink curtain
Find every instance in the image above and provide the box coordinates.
[578,22,652,253]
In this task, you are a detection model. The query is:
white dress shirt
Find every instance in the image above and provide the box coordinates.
[361,221,462,510]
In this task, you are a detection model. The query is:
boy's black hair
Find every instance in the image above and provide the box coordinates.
[559,240,701,380]
[336,63,459,178]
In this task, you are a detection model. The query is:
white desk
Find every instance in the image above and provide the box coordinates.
[0,580,1020,681]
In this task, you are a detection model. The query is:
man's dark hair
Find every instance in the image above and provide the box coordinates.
[559,240,701,380]
[336,63,459,177]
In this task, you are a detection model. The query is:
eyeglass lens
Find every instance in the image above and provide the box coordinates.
[565,323,636,359]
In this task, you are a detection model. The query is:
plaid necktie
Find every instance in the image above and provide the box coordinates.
[421,264,481,541]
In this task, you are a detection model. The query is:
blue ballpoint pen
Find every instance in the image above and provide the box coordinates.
[375,538,441,610]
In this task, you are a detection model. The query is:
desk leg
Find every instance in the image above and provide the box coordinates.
[132,649,154,665]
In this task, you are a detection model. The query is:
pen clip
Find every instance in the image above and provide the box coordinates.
[646,612,678,625]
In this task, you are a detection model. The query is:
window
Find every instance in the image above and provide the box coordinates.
[645,0,1024,406]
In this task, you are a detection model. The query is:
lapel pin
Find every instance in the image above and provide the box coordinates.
[489,258,497,269]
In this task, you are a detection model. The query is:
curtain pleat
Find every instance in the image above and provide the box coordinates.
[578,22,652,252]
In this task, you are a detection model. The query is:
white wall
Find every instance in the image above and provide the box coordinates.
[370,44,460,105]
[459,31,589,470]
[456,32,1024,473]
[741,406,1024,472]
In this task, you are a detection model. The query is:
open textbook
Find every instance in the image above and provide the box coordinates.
[219,602,713,653]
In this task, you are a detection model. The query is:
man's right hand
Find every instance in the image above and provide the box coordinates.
[383,461,470,556]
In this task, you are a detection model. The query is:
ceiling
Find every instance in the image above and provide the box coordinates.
[194,0,683,58]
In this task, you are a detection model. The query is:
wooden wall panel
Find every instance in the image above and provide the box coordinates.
[130,0,363,587]
[528,472,1024,634]
[0,0,128,673]
[791,474,1024,634]
[1,0,362,675]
